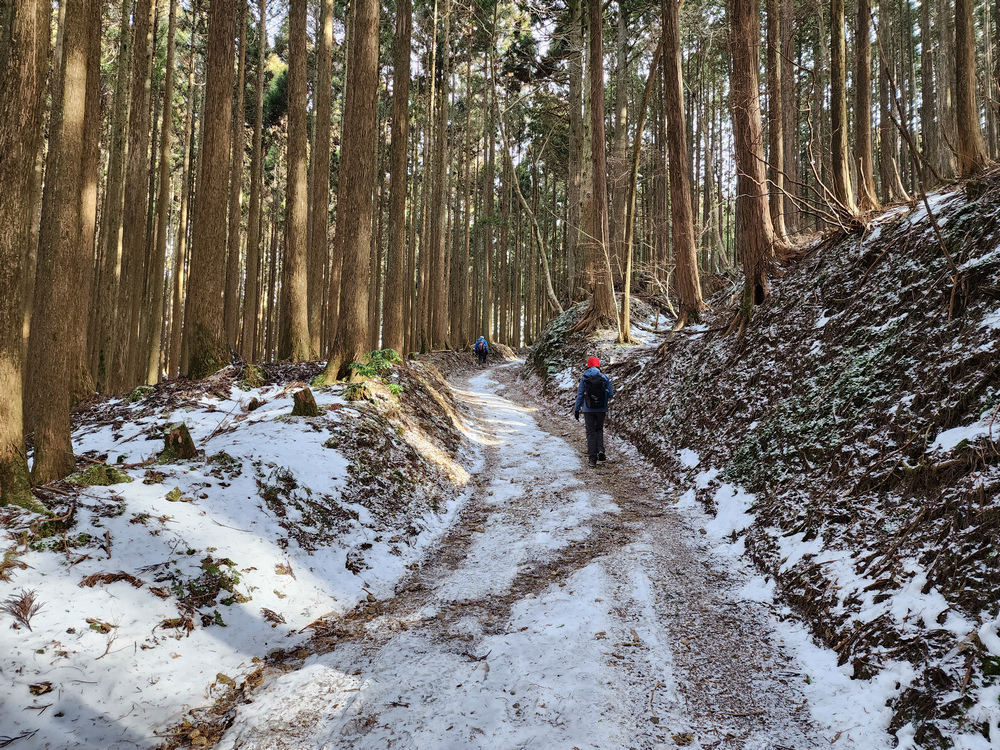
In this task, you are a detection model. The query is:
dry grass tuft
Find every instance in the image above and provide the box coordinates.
[79,571,144,589]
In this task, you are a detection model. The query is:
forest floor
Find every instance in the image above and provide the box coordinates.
[209,363,895,750]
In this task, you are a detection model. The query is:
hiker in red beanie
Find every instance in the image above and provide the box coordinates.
[573,356,614,468]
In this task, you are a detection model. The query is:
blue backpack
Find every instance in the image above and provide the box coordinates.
[475,338,488,353]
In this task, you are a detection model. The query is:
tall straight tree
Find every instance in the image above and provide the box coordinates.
[307,0,333,358]
[855,0,880,212]
[430,0,452,349]
[831,0,856,214]
[955,0,989,176]
[27,0,91,482]
[663,0,704,327]
[780,0,797,232]
[729,0,776,325]
[381,0,411,355]
[184,0,237,378]
[878,0,907,202]
[322,0,380,380]
[566,0,584,302]
[147,0,180,384]
[92,0,133,391]
[112,0,156,392]
[573,0,619,333]
[765,0,787,239]
[0,0,50,508]
[610,7,630,283]
[223,0,248,350]
[73,0,101,402]
[169,7,199,377]
[279,0,310,361]
[308,0,334,357]
[241,0,267,361]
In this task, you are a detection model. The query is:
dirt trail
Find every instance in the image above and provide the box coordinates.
[215,364,820,750]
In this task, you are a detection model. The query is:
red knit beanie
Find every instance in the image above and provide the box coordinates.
[587,356,600,368]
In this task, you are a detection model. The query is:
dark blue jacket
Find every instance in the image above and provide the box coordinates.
[574,367,614,413]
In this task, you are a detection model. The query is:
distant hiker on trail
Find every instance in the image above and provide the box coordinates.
[474,337,489,368]
[574,356,614,468]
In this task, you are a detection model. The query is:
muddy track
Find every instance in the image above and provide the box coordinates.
[192,364,822,749]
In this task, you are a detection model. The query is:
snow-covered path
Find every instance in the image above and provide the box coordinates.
[214,365,837,749]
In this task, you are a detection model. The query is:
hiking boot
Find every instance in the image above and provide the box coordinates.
[597,451,606,461]
[588,458,597,468]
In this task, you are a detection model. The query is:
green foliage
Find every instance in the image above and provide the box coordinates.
[349,349,403,380]
[263,65,288,130]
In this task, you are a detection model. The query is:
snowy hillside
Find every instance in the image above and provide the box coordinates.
[0,361,474,749]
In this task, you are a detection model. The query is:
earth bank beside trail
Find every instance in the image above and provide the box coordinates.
[527,175,1000,747]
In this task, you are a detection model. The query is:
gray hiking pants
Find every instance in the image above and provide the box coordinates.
[583,411,606,460]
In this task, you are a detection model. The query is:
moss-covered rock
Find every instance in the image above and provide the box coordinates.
[290,388,322,417]
[165,487,193,502]
[67,464,133,486]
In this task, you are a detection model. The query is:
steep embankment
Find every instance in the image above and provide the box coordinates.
[0,359,473,749]
[529,172,1000,747]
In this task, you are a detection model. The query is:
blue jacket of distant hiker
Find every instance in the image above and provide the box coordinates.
[574,367,614,414]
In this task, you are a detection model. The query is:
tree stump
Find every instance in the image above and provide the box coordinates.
[159,422,197,462]
[291,387,322,417]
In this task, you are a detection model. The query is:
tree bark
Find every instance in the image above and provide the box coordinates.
[308,0,334,357]
[112,0,155,392]
[183,0,236,378]
[429,0,451,349]
[610,8,629,285]
[279,0,311,361]
[573,0,619,333]
[27,0,90,482]
[241,0,266,362]
[766,0,788,238]
[322,0,379,379]
[780,0,797,233]
[169,13,198,377]
[620,35,663,343]
[856,0,880,211]
[146,0,179,384]
[223,0,247,351]
[450,40,473,348]
[91,0,133,392]
[955,0,989,176]
[831,0,857,214]
[663,0,704,326]
[878,0,908,202]
[73,0,100,403]
[729,0,776,323]
[567,0,584,303]
[0,0,49,508]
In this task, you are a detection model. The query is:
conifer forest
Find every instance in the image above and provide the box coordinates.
[2,0,1000,744]
[2,0,999,499]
